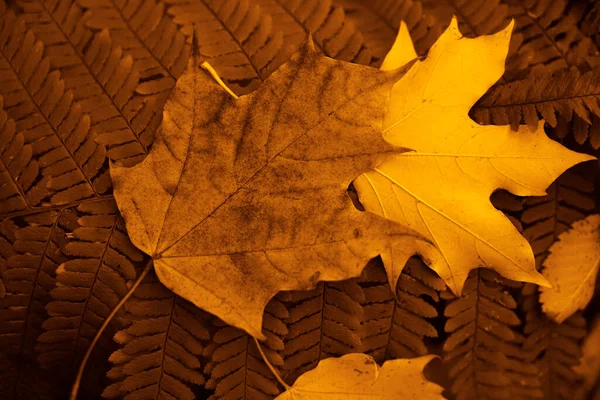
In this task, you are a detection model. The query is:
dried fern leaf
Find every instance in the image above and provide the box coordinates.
[36,199,145,370]
[251,0,374,66]
[275,278,364,385]
[58,0,190,79]
[357,257,443,363]
[14,0,164,162]
[0,96,34,215]
[471,67,600,148]
[443,269,543,400]
[0,7,107,209]
[103,270,211,400]
[0,208,77,399]
[570,0,600,52]
[162,0,294,95]
[510,165,597,268]
[331,0,441,62]
[521,283,588,400]
[204,298,288,399]
[23,0,192,143]
[504,0,600,73]
[20,0,191,146]
[422,0,510,36]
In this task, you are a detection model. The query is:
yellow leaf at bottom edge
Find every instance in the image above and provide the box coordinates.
[275,354,444,399]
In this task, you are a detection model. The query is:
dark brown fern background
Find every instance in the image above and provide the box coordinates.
[0,0,599,399]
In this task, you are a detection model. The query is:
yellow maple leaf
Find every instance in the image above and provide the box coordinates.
[275,354,444,399]
[354,17,596,295]
[540,214,600,323]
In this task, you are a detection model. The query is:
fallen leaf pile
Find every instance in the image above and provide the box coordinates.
[1,0,598,399]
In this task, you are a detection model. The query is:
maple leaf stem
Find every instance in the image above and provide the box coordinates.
[200,61,239,99]
[253,336,291,391]
[69,258,155,400]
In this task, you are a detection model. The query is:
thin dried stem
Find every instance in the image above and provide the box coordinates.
[253,336,291,391]
[69,258,155,400]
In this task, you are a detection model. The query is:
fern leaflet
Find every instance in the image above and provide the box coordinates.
[251,0,374,65]
[104,270,211,400]
[332,0,441,62]
[0,207,76,399]
[443,269,543,399]
[204,297,287,399]
[36,199,145,370]
[357,257,443,363]
[472,67,600,149]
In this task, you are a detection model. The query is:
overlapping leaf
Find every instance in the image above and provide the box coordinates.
[354,16,595,296]
[274,353,443,399]
[540,214,600,323]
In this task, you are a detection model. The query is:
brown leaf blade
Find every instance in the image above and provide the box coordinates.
[111,38,421,340]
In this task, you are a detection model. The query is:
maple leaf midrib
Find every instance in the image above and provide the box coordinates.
[155,65,398,257]
[154,48,302,254]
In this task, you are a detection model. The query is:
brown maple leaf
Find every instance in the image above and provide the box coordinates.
[110,37,421,339]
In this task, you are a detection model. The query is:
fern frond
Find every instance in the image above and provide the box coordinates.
[0,217,18,299]
[57,0,190,79]
[521,283,588,400]
[0,8,107,209]
[357,257,443,363]
[570,0,600,51]
[504,0,600,72]
[0,96,34,215]
[162,0,294,95]
[423,0,510,36]
[36,199,145,370]
[332,0,441,62]
[251,0,374,66]
[472,67,600,148]
[276,278,364,385]
[0,208,75,399]
[512,165,596,267]
[443,269,543,400]
[204,297,288,399]
[15,0,165,162]
[103,270,210,400]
